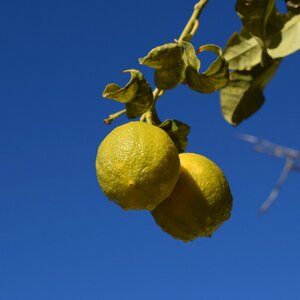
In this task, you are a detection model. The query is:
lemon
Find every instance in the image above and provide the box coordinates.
[151,153,233,241]
[96,121,181,210]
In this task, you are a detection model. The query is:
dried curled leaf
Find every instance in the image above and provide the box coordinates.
[139,43,185,90]
[139,43,183,69]
[220,60,280,125]
[159,119,190,153]
[102,70,153,119]
[140,42,228,93]
[185,44,229,93]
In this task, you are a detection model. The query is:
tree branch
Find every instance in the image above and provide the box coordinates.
[259,158,293,214]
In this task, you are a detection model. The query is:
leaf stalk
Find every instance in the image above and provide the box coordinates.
[104,109,126,124]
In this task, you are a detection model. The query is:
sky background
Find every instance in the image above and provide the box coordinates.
[1,0,300,299]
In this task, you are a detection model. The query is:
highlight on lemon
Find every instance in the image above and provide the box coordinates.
[95,121,181,211]
[151,153,233,242]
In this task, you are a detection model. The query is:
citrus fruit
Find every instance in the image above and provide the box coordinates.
[151,153,233,241]
[95,121,181,210]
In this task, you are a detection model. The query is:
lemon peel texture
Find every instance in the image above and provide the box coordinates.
[152,153,233,241]
[96,121,181,210]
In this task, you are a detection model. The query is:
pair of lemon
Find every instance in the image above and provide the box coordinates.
[96,122,232,242]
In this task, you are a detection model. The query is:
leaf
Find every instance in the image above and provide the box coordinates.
[264,10,292,49]
[159,119,191,153]
[153,64,185,90]
[235,0,293,50]
[139,43,183,69]
[224,30,263,71]
[285,0,300,14]
[220,60,280,125]
[235,0,276,46]
[139,42,228,93]
[224,13,299,71]
[267,14,300,58]
[185,44,229,93]
[139,43,185,90]
[182,42,201,72]
[102,69,153,119]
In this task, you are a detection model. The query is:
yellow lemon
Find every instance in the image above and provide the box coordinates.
[152,153,233,241]
[96,121,181,210]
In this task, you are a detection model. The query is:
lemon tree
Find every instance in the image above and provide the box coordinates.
[96,0,300,241]
[151,153,233,242]
[96,122,180,210]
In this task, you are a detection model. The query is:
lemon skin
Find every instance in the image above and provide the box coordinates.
[96,121,181,210]
[151,153,233,241]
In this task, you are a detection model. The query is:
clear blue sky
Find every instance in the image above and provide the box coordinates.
[1,0,300,299]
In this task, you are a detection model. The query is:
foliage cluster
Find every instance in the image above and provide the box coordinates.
[102,0,300,153]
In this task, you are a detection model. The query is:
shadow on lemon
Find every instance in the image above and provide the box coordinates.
[151,153,233,242]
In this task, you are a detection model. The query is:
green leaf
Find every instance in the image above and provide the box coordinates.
[182,42,201,72]
[139,42,228,93]
[264,10,292,49]
[153,65,185,90]
[220,60,280,125]
[139,43,185,90]
[139,43,183,69]
[224,29,263,71]
[235,0,293,50]
[267,14,300,58]
[224,14,300,69]
[102,69,153,119]
[235,0,276,46]
[159,119,191,153]
[185,44,229,93]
